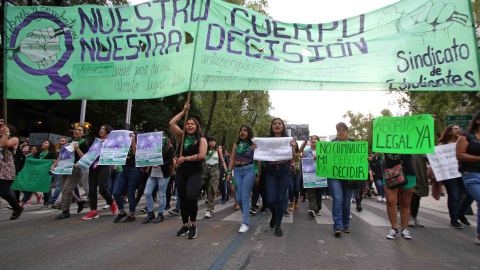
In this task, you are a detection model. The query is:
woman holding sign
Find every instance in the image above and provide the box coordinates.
[82,125,118,221]
[301,135,324,218]
[456,111,480,245]
[226,125,257,233]
[264,118,295,237]
[170,102,207,239]
[438,125,474,229]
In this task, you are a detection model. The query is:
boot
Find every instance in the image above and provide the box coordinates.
[154,213,164,223]
[289,202,294,211]
[294,198,299,209]
[142,212,155,224]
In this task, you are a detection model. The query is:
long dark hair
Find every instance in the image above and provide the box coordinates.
[269,118,287,137]
[7,124,17,137]
[186,117,203,138]
[101,124,113,135]
[45,141,56,153]
[311,135,320,141]
[467,111,480,133]
[438,125,456,144]
[236,125,254,145]
[207,136,217,150]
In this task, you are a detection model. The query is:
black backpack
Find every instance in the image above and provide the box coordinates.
[8,145,26,175]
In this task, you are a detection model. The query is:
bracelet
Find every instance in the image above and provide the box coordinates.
[3,133,10,136]
[226,169,232,175]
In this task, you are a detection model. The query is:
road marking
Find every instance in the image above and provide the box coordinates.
[315,204,334,224]
[350,208,391,226]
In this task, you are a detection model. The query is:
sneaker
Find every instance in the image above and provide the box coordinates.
[457,214,471,227]
[308,210,315,218]
[141,206,148,214]
[334,229,342,237]
[283,210,289,217]
[221,200,226,204]
[83,210,99,220]
[169,208,180,216]
[54,211,70,220]
[274,226,283,237]
[142,212,155,224]
[113,212,127,223]
[475,237,480,245]
[408,216,415,227]
[176,225,190,236]
[239,224,249,233]
[269,215,276,228]
[204,210,212,218]
[377,196,382,202]
[39,205,49,210]
[122,215,136,223]
[356,204,363,212]
[382,197,386,202]
[260,207,267,213]
[153,213,164,223]
[25,201,31,205]
[412,216,424,227]
[103,204,110,209]
[387,228,398,239]
[450,220,463,229]
[250,207,257,215]
[165,205,171,210]
[36,194,43,204]
[110,202,118,214]
[401,229,412,239]
[76,200,86,213]
[342,227,351,233]
[315,210,321,216]
[322,195,326,200]
[188,225,197,239]
[326,195,330,200]
[10,206,24,220]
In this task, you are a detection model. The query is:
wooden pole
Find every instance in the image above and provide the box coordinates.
[179,90,191,158]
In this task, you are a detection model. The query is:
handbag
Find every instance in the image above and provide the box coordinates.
[385,163,408,188]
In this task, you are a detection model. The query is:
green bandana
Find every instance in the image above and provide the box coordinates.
[184,135,196,150]
[74,138,85,145]
[162,137,167,147]
[206,149,215,159]
[39,151,49,159]
[236,141,251,155]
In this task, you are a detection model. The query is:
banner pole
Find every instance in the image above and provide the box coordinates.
[2,0,8,162]
[179,90,191,158]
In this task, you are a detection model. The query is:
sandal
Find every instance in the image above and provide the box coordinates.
[234,204,240,211]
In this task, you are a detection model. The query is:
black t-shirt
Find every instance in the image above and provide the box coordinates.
[458,132,480,173]
[384,154,415,176]
[125,148,136,168]
[178,136,203,174]
[74,140,90,163]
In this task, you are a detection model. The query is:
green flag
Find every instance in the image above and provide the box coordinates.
[315,141,369,180]
[11,158,54,193]
[4,0,480,100]
[372,114,435,154]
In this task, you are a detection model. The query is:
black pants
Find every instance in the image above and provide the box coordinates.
[88,165,114,210]
[410,192,421,218]
[166,175,175,207]
[0,180,22,212]
[251,168,267,209]
[135,171,149,205]
[176,170,202,224]
[355,181,366,205]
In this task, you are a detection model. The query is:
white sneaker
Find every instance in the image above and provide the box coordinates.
[377,197,382,202]
[401,229,412,239]
[387,228,398,239]
[322,195,326,200]
[103,204,110,209]
[408,217,415,227]
[204,210,212,218]
[475,237,480,245]
[382,197,386,202]
[326,195,330,200]
[239,224,249,233]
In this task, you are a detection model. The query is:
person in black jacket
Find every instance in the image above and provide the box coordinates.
[142,133,175,224]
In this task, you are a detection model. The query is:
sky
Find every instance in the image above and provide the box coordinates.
[265,0,405,137]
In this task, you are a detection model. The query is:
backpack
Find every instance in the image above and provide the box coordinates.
[8,145,25,175]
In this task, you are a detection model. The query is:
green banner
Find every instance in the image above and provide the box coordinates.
[315,141,368,180]
[11,158,54,193]
[372,114,435,154]
[5,0,480,100]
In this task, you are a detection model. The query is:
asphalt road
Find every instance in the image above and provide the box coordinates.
[0,194,478,270]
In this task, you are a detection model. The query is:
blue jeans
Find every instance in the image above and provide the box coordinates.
[443,177,474,222]
[234,164,256,225]
[108,171,121,195]
[265,163,291,226]
[375,179,385,197]
[289,171,301,202]
[462,172,480,236]
[328,178,354,231]
[113,167,141,215]
[48,174,62,203]
[145,176,170,214]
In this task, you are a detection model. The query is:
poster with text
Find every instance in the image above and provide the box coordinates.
[316,141,369,180]
[302,158,327,188]
[76,138,103,170]
[99,130,133,165]
[426,143,461,181]
[136,132,164,167]
[254,137,293,161]
[54,143,74,174]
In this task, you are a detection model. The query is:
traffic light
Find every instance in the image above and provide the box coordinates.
[71,123,80,129]
[83,122,91,130]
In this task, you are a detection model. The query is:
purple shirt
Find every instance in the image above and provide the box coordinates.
[235,147,254,163]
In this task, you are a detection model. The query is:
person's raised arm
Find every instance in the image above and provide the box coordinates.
[0,125,18,149]
[169,102,190,140]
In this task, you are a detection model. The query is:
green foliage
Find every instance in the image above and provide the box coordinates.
[222,0,270,16]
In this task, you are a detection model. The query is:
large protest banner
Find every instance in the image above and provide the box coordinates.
[54,144,74,174]
[12,158,54,193]
[5,0,480,100]
[99,130,133,165]
[372,114,435,154]
[76,138,103,170]
[302,158,327,188]
[316,141,368,180]
[254,137,293,161]
[136,132,164,167]
[426,143,461,181]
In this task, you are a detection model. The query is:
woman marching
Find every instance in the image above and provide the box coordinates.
[82,125,118,220]
[170,102,207,239]
[203,136,227,219]
[142,132,174,224]
[226,125,257,233]
[264,118,296,237]
[456,111,480,245]
[301,135,324,218]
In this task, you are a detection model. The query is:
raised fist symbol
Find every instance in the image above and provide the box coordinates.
[397,1,472,34]
[20,26,61,69]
